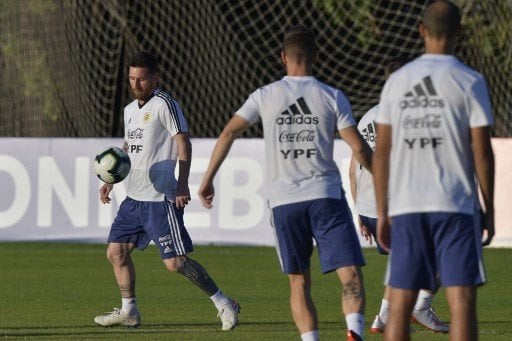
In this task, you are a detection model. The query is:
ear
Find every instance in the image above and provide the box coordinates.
[281,50,287,65]
[419,22,426,38]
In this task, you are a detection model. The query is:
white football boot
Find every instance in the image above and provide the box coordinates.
[411,308,449,333]
[370,315,385,333]
[94,308,141,327]
[217,299,241,330]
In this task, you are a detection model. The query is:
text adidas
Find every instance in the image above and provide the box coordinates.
[399,97,445,109]
[276,116,319,125]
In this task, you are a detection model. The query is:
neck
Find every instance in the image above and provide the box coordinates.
[286,65,312,77]
[424,37,455,55]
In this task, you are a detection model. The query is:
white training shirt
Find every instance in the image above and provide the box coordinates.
[354,105,378,218]
[236,76,356,208]
[376,54,493,216]
[123,89,189,201]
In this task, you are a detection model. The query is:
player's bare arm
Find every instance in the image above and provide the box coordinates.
[373,123,392,252]
[174,132,192,208]
[349,155,357,204]
[339,126,372,173]
[349,155,372,243]
[199,115,250,209]
[471,125,495,246]
[99,183,113,204]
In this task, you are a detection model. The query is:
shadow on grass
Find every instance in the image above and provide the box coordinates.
[0,320,298,337]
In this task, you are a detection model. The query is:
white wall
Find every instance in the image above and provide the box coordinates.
[0,138,510,247]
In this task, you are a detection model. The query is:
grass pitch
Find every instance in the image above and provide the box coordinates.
[0,243,511,340]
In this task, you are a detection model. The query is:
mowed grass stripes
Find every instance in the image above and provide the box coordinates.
[0,243,511,340]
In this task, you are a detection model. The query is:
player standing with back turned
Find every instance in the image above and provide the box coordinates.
[199,26,373,341]
[373,1,495,340]
[349,60,449,334]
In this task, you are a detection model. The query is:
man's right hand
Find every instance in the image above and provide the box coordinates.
[99,183,114,204]
[198,182,215,209]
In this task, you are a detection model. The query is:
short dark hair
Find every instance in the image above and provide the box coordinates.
[283,25,316,63]
[422,0,461,38]
[128,51,158,74]
[384,58,407,78]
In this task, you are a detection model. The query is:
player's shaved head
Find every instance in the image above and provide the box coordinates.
[422,1,461,39]
[283,25,316,64]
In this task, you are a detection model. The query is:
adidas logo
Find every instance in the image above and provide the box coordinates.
[399,76,445,109]
[361,120,376,143]
[276,97,319,125]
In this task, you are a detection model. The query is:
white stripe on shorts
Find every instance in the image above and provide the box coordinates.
[165,198,186,255]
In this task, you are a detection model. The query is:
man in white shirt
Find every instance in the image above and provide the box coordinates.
[199,26,372,341]
[93,51,240,331]
[373,2,495,340]
[349,60,449,334]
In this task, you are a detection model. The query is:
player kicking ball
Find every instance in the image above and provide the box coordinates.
[93,51,239,331]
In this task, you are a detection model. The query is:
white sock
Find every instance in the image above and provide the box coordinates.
[379,299,390,323]
[345,313,364,337]
[209,290,230,310]
[414,290,434,311]
[300,330,319,341]
[121,297,138,315]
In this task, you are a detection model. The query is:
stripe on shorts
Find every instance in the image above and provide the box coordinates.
[165,199,185,255]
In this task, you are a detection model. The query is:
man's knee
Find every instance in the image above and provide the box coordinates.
[163,255,186,272]
[337,266,364,298]
[288,272,312,292]
[338,265,363,285]
[106,243,132,265]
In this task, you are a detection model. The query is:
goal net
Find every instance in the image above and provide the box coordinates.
[1,0,511,137]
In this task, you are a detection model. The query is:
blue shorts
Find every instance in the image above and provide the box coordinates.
[271,198,365,274]
[359,215,388,255]
[108,197,193,259]
[386,212,486,290]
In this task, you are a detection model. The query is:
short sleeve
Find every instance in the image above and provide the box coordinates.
[236,90,261,124]
[468,76,494,127]
[375,77,393,125]
[160,99,189,136]
[335,90,356,130]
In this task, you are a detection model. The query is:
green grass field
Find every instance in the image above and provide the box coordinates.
[0,243,511,340]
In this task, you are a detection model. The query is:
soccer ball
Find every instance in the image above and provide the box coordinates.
[93,147,131,184]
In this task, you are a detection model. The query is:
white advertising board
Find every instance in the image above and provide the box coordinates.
[0,138,510,247]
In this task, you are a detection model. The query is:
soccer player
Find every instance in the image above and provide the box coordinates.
[348,60,449,334]
[373,1,495,340]
[198,26,373,341]
[93,51,240,331]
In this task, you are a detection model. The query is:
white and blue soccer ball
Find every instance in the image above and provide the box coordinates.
[93,147,131,184]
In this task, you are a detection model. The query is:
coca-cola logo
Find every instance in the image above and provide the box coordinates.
[402,114,442,129]
[279,129,315,143]
[128,128,144,139]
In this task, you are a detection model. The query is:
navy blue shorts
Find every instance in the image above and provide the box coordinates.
[108,197,193,259]
[359,215,388,255]
[386,212,486,290]
[271,198,365,274]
